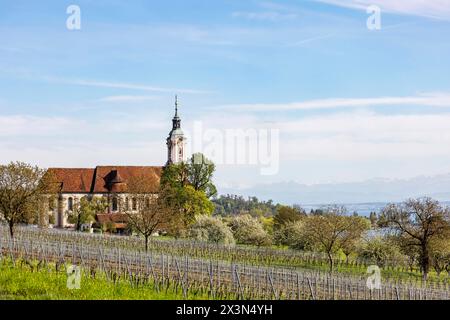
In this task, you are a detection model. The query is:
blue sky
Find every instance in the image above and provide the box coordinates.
[1,0,450,192]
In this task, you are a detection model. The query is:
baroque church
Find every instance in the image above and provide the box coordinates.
[46,97,186,230]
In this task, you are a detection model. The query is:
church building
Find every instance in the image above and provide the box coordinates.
[46,97,186,229]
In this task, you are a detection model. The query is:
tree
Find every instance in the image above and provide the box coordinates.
[188,153,217,198]
[358,236,404,267]
[212,194,277,217]
[228,214,272,246]
[369,212,378,228]
[273,205,305,230]
[161,153,217,198]
[429,233,450,277]
[125,175,175,252]
[160,162,189,189]
[162,185,214,236]
[188,215,235,245]
[160,155,216,235]
[0,162,57,237]
[302,207,370,273]
[380,198,450,280]
[340,217,371,263]
[274,220,309,250]
[67,197,108,231]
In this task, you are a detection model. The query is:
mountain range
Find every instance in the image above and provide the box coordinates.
[220,173,450,206]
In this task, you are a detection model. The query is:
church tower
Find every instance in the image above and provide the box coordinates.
[166,95,186,165]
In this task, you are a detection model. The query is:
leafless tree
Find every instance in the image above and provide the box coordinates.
[124,175,174,252]
[303,206,370,273]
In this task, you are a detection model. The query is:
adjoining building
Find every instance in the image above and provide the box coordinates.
[46,97,186,230]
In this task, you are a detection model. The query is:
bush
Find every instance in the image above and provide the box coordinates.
[358,236,404,267]
[274,220,309,250]
[188,215,235,245]
[228,214,272,247]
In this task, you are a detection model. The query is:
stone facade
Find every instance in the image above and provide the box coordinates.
[45,97,184,229]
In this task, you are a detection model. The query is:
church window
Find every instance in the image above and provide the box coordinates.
[132,198,137,211]
[68,197,73,211]
[112,197,118,212]
[125,197,129,211]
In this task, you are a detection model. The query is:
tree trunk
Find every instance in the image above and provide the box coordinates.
[327,252,334,273]
[8,220,14,238]
[76,214,82,231]
[145,235,149,252]
[421,242,430,281]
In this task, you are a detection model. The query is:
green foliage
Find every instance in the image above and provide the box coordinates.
[228,214,272,247]
[101,221,116,234]
[260,216,274,235]
[430,234,450,276]
[301,208,370,272]
[358,236,404,267]
[67,197,108,231]
[188,215,235,245]
[369,212,378,228]
[182,186,215,217]
[273,205,305,230]
[0,162,57,237]
[0,261,205,300]
[213,194,277,217]
[274,220,309,250]
[160,154,216,234]
[380,197,450,279]
[188,153,217,198]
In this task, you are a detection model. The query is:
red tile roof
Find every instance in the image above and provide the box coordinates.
[96,213,128,224]
[46,168,95,193]
[47,166,163,193]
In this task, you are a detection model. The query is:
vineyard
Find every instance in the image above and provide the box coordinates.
[0,225,449,300]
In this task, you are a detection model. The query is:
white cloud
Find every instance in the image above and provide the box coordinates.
[219,93,450,112]
[3,105,450,186]
[49,78,212,95]
[232,0,300,21]
[315,0,450,20]
[98,95,160,103]
[278,111,450,160]
[181,108,450,184]
[286,33,335,47]
[232,11,298,21]
[0,115,82,136]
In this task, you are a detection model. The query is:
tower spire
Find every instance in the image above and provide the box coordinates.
[175,95,178,117]
[167,94,185,165]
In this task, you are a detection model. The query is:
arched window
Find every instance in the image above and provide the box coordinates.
[132,198,137,211]
[145,198,150,209]
[112,197,118,212]
[125,197,129,211]
[68,197,73,211]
